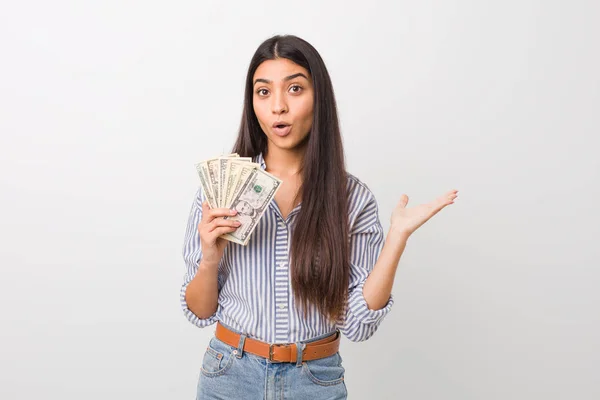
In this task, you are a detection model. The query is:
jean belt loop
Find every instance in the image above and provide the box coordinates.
[295,342,306,367]
[236,334,246,359]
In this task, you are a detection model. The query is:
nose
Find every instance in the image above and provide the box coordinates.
[271,91,288,115]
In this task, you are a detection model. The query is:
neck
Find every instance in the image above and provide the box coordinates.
[263,144,306,176]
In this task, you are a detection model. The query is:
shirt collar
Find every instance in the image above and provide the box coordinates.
[255,152,266,170]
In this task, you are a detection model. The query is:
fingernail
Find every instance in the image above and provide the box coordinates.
[230,209,237,215]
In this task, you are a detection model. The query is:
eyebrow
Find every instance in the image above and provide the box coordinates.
[253,72,309,86]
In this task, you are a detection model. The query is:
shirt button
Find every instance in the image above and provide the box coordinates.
[278,304,286,309]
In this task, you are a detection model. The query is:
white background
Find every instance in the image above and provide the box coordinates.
[1,1,599,399]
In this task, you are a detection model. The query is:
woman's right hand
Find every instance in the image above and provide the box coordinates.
[198,202,241,268]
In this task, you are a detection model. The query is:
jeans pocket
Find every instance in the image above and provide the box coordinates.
[200,337,236,377]
[302,352,345,386]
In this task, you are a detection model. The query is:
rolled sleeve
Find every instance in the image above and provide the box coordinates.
[347,281,394,326]
[336,181,394,342]
[179,187,219,328]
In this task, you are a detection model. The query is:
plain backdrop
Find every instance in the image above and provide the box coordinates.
[1,1,599,399]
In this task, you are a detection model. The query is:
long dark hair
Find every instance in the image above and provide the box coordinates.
[231,34,349,321]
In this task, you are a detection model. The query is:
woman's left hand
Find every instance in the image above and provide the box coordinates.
[390,189,459,238]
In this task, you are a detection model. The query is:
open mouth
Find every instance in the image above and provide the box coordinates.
[272,122,292,136]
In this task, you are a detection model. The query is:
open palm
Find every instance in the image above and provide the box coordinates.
[390,189,459,237]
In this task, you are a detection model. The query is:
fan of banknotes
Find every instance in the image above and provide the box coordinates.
[195,153,282,246]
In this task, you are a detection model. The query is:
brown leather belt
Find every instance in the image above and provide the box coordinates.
[215,322,340,363]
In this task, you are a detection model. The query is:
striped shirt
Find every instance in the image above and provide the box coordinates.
[180,153,394,343]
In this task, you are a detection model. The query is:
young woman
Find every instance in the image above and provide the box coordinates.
[181,34,458,399]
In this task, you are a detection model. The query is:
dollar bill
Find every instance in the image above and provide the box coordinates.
[223,158,253,208]
[206,158,221,207]
[221,168,282,246]
[196,161,217,209]
[228,162,258,208]
[194,153,280,245]
[223,160,241,208]
[219,157,252,208]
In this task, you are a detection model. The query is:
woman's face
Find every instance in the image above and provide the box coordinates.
[252,58,314,152]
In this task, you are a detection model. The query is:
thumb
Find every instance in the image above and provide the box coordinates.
[201,201,210,221]
[397,194,409,208]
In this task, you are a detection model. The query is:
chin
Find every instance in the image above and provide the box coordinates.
[268,134,310,151]
[267,136,299,149]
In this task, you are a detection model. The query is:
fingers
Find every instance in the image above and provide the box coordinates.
[445,189,459,204]
[208,217,241,233]
[201,201,238,223]
[198,203,241,243]
[212,225,240,237]
[430,190,458,213]
[434,190,458,205]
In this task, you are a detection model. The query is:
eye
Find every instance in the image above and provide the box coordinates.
[256,88,269,96]
[289,85,303,94]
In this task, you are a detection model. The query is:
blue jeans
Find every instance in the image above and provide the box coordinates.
[196,330,348,399]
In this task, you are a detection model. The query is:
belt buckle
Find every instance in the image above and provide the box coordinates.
[268,344,275,361]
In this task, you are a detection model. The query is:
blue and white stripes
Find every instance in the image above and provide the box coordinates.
[180,153,394,343]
